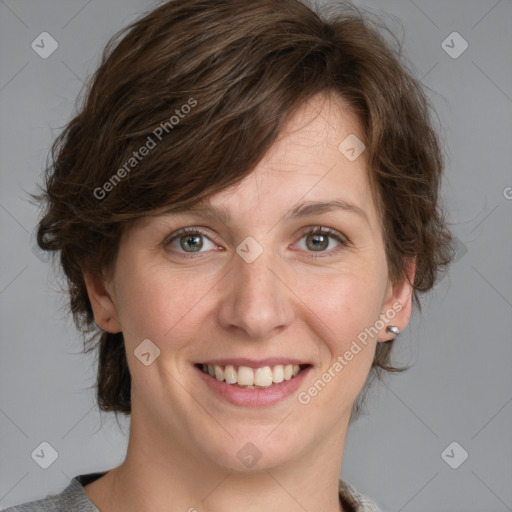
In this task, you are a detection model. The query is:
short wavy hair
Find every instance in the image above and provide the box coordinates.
[33,0,454,417]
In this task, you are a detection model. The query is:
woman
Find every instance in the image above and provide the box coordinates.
[7,0,453,510]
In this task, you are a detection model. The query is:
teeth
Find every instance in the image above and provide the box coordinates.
[214,365,224,381]
[224,364,237,384]
[254,366,273,387]
[203,363,304,388]
[237,366,254,386]
[272,365,284,383]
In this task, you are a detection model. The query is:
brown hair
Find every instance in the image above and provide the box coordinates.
[33,0,454,418]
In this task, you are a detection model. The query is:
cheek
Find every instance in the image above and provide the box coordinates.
[295,259,387,401]
[112,258,218,345]
[297,274,384,412]
[301,262,386,339]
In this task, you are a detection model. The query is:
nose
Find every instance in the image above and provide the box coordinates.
[216,245,295,340]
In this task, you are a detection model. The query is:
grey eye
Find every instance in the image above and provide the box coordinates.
[168,230,216,254]
[305,233,330,251]
[180,233,204,252]
[297,229,343,254]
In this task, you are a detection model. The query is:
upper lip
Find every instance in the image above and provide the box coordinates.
[197,358,311,368]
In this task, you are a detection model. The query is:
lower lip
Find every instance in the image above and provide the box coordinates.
[195,365,311,407]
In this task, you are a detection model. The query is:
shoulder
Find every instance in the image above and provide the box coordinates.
[2,477,99,512]
[338,478,383,512]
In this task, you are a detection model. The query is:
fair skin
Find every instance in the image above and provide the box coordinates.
[83,93,415,512]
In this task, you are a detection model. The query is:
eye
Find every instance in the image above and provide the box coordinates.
[164,225,349,259]
[165,227,218,258]
[296,226,348,257]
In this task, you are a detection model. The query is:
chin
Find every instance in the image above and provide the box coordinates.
[199,426,304,473]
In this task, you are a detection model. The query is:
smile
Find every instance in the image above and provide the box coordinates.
[197,363,308,389]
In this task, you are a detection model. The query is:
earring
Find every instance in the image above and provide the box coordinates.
[385,325,400,341]
[386,325,400,336]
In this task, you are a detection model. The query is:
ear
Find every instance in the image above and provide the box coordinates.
[377,257,416,342]
[83,270,122,333]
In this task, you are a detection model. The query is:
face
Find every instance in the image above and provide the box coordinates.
[85,93,413,473]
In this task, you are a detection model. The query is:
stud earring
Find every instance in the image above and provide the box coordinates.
[384,325,400,342]
[386,325,400,336]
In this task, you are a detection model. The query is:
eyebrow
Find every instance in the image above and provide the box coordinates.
[284,199,369,225]
[162,198,369,226]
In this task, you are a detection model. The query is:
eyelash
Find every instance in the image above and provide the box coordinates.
[164,225,349,259]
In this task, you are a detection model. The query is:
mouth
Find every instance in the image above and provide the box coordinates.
[195,362,312,389]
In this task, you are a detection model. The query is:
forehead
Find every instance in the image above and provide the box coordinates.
[279,93,364,147]
[204,93,376,221]
[136,93,380,233]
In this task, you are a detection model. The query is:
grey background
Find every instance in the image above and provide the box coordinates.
[0,0,511,510]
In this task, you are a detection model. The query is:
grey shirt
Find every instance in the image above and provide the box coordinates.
[3,472,382,512]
